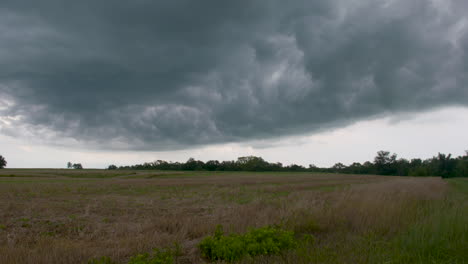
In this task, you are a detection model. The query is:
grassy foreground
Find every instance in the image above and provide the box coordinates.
[0,169,466,263]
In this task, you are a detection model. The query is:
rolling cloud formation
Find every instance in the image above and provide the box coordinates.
[0,0,467,150]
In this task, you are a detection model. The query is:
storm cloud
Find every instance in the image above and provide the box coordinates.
[1,0,467,150]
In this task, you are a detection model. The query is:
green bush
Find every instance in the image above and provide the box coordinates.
[199,225,298,262]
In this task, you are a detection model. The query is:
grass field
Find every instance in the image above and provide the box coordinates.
[0,169,466,263]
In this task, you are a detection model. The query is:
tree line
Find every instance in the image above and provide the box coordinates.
[108,150,468,178]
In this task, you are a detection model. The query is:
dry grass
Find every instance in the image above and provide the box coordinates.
[0,170,451,263]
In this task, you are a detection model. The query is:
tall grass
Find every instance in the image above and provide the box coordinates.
[281,178,468,264]
[1,170,465,263]
[382,178,468,263]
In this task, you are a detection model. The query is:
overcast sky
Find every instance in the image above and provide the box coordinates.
[1,0,467,168]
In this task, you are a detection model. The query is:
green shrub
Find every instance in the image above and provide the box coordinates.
[199,225,298,262]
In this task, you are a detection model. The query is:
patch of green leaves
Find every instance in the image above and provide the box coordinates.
[199,225,298,262]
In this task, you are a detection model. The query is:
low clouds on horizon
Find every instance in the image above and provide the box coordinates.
[1,0,467,150]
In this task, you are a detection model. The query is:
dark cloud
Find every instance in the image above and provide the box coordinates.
[0,0,467,150]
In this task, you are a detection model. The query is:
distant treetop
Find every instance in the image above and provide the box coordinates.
[0,155,6,169]
[67,162,83,169]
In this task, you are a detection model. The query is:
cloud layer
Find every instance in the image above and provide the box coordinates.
[1,0,467,150]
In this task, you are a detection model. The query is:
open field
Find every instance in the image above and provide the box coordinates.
[0,170,466,263]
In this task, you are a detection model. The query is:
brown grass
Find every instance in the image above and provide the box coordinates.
[0,170,447,263]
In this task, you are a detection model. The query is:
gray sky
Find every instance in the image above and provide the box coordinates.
[1,0,467,168]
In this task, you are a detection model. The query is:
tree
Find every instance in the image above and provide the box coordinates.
[204,160,220,171]
[374,151,397,175]
[432,153,457,178]
[183,158,204,170]
[107,164,118,170]
[72,163,83,169]
[0,155,6,169]
[67,162,73,169]
[236,156,269,171]
[347,162,364,174]
[455,151,468,177]
[286,164,306,171]
[332,162,346,172]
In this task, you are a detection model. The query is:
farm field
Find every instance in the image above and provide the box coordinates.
[0,170,466,264]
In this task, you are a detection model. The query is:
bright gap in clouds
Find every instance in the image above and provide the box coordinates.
[1,106,467,169]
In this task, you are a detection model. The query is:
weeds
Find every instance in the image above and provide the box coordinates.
[88,244,181,264]
[0,171,459,264]
[199,225,298,262]
[128,244,181,264]
[379,178,468,263]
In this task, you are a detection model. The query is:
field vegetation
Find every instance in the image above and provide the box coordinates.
[0,169,466,263]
